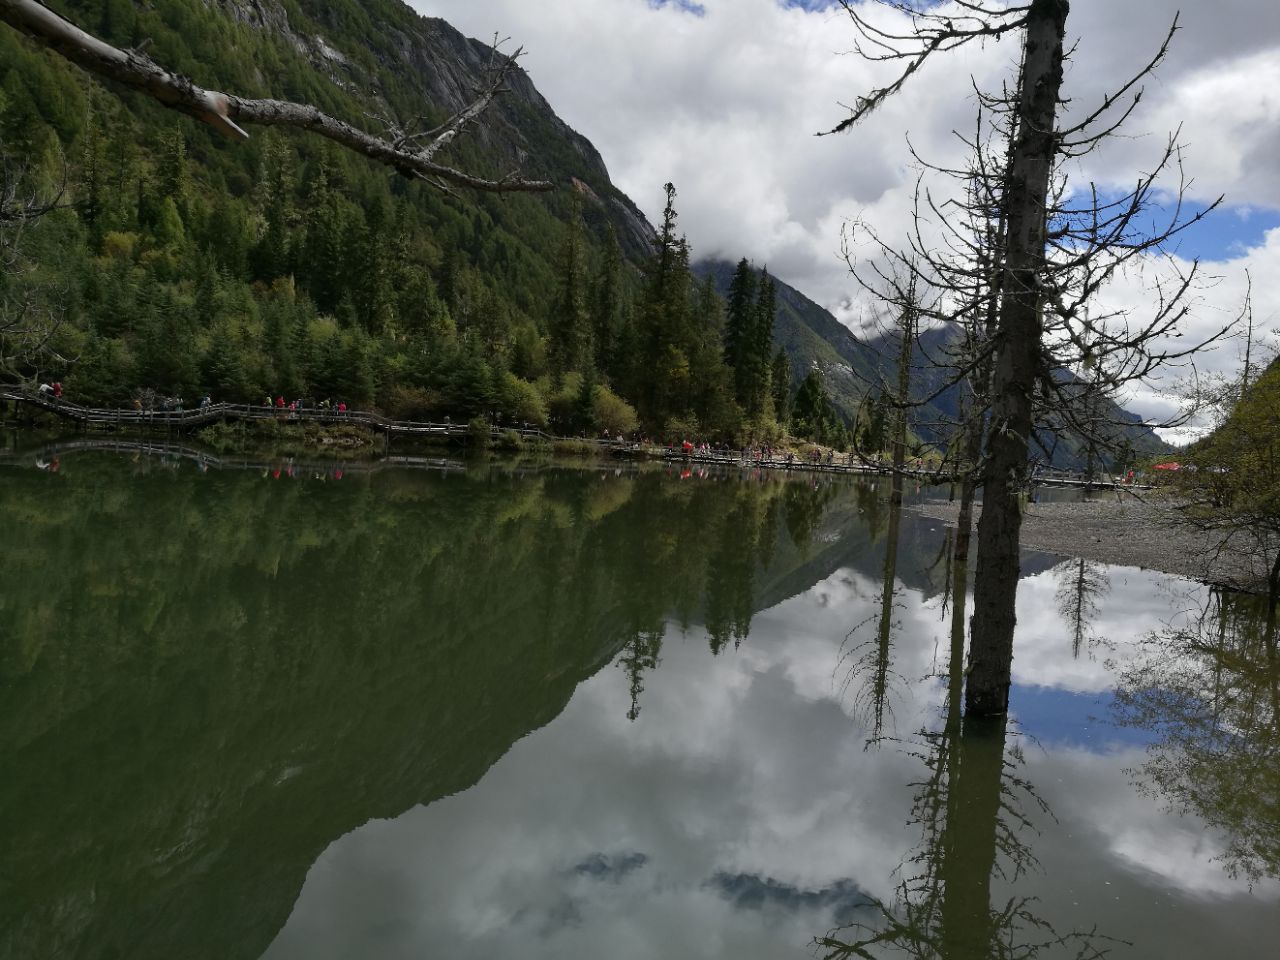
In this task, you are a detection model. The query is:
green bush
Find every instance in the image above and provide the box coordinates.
[468,416,491,448]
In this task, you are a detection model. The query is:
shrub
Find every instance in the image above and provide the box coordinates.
[468,415,491,448]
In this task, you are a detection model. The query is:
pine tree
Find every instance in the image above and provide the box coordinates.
[548,196,592,380]
[592,225,624,380]
[637,183,693,427]
[299,156,351,315]
[253,135,294,284]
[748,269,777,418]
[77,118,104,241]
[724,258,756,403]
[770,347,792,427]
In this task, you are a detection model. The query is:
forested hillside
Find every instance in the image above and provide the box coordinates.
[0,0,800,440]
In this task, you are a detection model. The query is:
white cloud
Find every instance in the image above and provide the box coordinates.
[413,0,1280,427]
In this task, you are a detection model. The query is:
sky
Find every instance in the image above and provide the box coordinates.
[414,0,1280,437]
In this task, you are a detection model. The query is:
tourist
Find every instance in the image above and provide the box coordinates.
[52,382,62,400]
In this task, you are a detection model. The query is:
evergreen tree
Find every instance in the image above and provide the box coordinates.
[77,118,104,241]
[724,257,756,403]
[636,183,693,427]
[548,197,592,380]
[592,225,624,380]
[253,135,294,283]
[859,392,888,455]
[770,347,792,427]
[299,157,352,315]
[748,268,777,418]
[792,369,840,443]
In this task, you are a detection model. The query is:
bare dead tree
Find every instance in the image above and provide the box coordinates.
[824,0,1235,717]
[0,0,553,195]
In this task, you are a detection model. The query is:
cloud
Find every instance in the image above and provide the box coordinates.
[414,0,1279,427]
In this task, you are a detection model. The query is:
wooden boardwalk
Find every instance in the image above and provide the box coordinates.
[2,387,1147,490]
[0,388,556,442]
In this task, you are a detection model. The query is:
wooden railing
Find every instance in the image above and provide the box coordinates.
[0,388,557,441]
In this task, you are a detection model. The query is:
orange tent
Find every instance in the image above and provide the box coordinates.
[1152,462,1181,471]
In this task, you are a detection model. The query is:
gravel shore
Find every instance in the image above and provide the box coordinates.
[914,494,1272,592]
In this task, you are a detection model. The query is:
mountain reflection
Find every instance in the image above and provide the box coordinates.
[0,456,863,960]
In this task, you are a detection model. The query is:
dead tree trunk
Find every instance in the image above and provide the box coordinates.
[891,291,916,490]
[966,0,1069,717]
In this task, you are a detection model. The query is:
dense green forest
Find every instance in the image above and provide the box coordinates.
[0,0,852,444]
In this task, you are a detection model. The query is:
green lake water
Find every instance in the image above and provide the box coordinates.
[1,448,1277,959]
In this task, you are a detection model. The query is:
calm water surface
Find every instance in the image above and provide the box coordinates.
[1,449,1276,959]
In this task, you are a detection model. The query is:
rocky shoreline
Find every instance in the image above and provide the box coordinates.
[914,494,1273,593]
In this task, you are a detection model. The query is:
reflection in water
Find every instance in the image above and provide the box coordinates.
[0,457,860,960]
[1115,587,1280,885]
[819,534,1123,959]
[841,487,906,741]
[1054,559,1111,659]
[4,453,1278,960]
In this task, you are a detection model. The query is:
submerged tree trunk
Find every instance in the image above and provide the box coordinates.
[966,0,1069,717]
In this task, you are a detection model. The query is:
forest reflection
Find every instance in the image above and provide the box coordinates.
[0,455,865,960]
[1115,587,1280,885]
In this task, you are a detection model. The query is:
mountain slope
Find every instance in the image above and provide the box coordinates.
[697,259,1170,467]
[2,0,663,414]
[695,258,882,421]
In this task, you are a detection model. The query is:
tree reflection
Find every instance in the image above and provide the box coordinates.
[1115,587,1280,884]
[840,481,907,741]
[819,538,1122,959]
[619,629,665,722]
[1053,559,1111,659]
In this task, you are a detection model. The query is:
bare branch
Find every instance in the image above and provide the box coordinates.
[0,0,553,194]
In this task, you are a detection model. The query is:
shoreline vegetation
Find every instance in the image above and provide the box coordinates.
[1,414,891,474]
[0,394,902,470]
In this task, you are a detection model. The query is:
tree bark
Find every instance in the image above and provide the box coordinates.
[966,0,1069,717]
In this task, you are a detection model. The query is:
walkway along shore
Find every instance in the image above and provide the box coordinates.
[4,386,1147,490]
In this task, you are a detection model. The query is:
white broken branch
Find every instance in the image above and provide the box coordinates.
[0,0,554,193]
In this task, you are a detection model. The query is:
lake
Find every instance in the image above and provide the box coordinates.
[1,449,1276,959]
